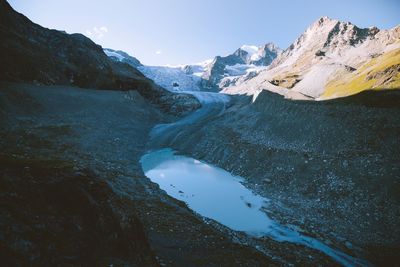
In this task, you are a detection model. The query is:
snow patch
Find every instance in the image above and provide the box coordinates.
[104,49,125,61]
[241,45,262,61]
[292,64,342,98]
[138,65,204,92]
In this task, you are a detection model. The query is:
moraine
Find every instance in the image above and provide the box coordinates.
[140,148,370,267]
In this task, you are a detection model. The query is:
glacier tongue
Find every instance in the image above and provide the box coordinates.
[138,65,205,92]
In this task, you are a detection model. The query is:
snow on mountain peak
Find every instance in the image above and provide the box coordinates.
[103,48,142,67]
[238,44,282,63]
[306,16,339,34]
[240,45,259,54]
[224,18,400,101]
[264,42,281,52]
[104,48,125,61]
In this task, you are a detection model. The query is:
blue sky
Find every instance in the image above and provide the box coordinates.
[8,0,400,65]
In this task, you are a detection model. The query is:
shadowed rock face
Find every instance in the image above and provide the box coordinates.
[0,82,162,266]
[0,0,137,88]
[0,0,200,115]
[0,156,158,267]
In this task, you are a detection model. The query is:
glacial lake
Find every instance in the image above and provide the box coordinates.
[140,148,368,267]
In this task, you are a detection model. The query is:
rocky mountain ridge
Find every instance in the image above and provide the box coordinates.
[201,43,282,89]
[113,43,281,92]
[112,16,399,100]
[223,16,400,99]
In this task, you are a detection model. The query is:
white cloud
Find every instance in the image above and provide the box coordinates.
[99,26,108,33]
[86,26,108,39]
[155,50,162,55]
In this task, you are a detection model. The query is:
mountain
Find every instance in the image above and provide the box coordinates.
[103,48,211,92]
[137,64,206,92]
[223,16,400,100]
[108,43,281,92]
[103,48,205,93]
[201,43,282,89]
[0,0,200,115]
[0,0,139,89]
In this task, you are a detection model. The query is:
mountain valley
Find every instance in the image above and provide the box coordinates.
[1,1,399,266]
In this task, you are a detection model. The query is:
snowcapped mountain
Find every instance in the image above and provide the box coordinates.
[223,17,400,100]
[202,43,282,89]
[135,59,213,92]
[137,64,206,92]
[239,43,282,65]
[104,18,399,101]
[104,48,211,91]
[103,48,204,91]
[104,43,281,92]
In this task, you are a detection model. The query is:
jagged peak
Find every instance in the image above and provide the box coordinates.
[297,16,382,48]
[308,16,340,31]
[310,16,382,33]
[239,44,259,54]
[318,16,335,23]
[238,43,281,54]
[263,42,281,52]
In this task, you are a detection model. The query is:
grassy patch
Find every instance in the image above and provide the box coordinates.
[322,47,400,99]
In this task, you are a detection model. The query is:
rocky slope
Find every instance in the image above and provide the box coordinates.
[0,153,158,266]
[0,0,199,115]
[223,17,400,100]
[154,89,400,266]
[0,82,277,266]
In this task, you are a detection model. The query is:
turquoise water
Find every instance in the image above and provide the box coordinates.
[140,148,369,267]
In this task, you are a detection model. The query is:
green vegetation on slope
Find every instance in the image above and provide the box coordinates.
[322,47,400,99]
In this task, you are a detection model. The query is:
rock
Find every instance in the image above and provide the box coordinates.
[263,178,272,183]
[345,241,353,249]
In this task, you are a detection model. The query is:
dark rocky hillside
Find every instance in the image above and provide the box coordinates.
[0,156,158,267]
[0,0,200,115]
[0,83,273,266]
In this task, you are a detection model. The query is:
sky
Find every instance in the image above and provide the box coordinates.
[8,0,400,66]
